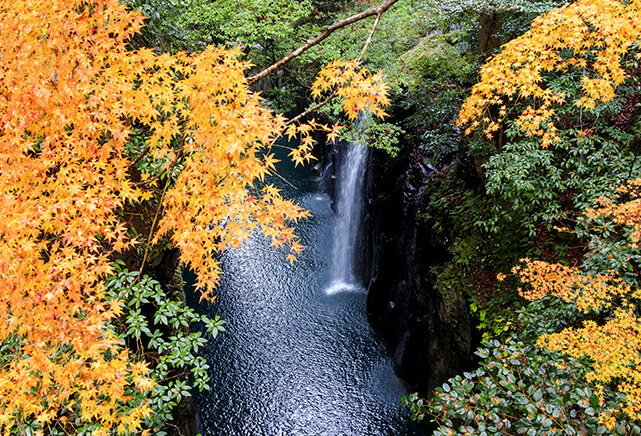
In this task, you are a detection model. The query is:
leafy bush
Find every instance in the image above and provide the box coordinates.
[105,267,225,433]
[403,296,639,435]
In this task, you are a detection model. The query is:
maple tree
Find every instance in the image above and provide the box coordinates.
[510,179,641,429]
[0,0,391,433]
[448,0,641,430]
[399,0,641,432]
[458,0,641,147]
[515,258,641,429]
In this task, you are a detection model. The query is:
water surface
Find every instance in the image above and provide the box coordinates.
[186,145,425,436]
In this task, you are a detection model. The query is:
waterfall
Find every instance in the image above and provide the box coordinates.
[325,135,369,295]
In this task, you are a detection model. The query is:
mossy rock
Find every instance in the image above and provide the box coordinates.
[398,32,472,85]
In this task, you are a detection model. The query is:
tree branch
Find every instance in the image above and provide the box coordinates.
[283,5,385,126]
[247,0,399,86]
[357,9,383,62]
[137,149,184,187]
[283,66,311,89]
[285,89,338,126]
[128,142,152,170]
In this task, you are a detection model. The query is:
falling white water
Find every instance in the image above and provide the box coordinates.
[325,137,369,295]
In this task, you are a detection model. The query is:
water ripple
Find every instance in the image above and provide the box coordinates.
[186,153,426,436]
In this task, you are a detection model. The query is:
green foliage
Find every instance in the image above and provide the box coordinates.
[420,166,534,334]
[399,33,473,85]
[172,0,313,50]
[342,116,404,157]
[105,267,225,432]
[126,126,184,180]
[391,29,477,165]
[470,300,516,343]
[398,0,565,59]
[404,297,639,435]
[128,0,314,53]
[412,7,641,348]
[397,0,641,432]
[410,341,634,435]
[476,70,641,236]
[382,0,568,166]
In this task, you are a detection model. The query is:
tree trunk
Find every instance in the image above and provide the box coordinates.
[479,10,504,60]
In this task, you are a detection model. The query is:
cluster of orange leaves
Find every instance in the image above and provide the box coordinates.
[458,0,641,147]
[516,259,641,428]
[0,0,389,433]
[513,181,641,428]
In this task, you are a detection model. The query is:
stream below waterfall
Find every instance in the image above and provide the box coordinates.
[185,141,426,435]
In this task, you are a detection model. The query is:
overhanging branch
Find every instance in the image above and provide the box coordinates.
[247,0,399,86]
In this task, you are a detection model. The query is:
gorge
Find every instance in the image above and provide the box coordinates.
[186,139,430,435]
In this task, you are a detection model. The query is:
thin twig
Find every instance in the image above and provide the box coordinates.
[136,130,187,187]
[357,10,383,62]
[270,143,296,150]
[272,170,298,190]
[128,142,153,170]
[133,174,172,356]
[128,119,188,170]
[283,66,312,89]
[137,150,184,187]
[135,177,171,283]
[247,0,399,86]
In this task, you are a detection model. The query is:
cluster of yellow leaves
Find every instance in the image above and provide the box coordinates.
[285,60,389,168]
[0,0,157,432]
[458,0,641,147]
[586,178,641,248]
[0,0,392,432]
[147,48,313,301]
[281,60,389,168]
[285,120,345,167]
[311,60,389,122]
[515,174,641,428]
[517,257,641,427]
[515,260,633,314]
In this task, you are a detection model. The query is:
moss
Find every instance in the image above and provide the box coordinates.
[398,32,472,86]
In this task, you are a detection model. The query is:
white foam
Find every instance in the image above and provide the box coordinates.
[324,281,358,295]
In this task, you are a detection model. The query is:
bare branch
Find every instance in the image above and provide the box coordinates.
[247,0,399,86]
[271,170,299,190]
[137,150,184,187]
[283,66,311,89]
[128,142,152,170]
[357,9,383,62]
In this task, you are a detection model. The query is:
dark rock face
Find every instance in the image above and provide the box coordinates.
[168,395,201,436]
[364,145,474,394]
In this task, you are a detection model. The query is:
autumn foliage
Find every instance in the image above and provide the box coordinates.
[451,0,641,429]
[513,178,641,428]
[0,0,389,433]
[458,0,641,147]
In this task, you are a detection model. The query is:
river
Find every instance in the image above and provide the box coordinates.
[185,140,426,435]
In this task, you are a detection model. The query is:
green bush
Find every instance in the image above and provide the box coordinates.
[105,267,225,433]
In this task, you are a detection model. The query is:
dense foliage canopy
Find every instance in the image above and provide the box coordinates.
[402,0,641,433]
[0,0,390,433]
